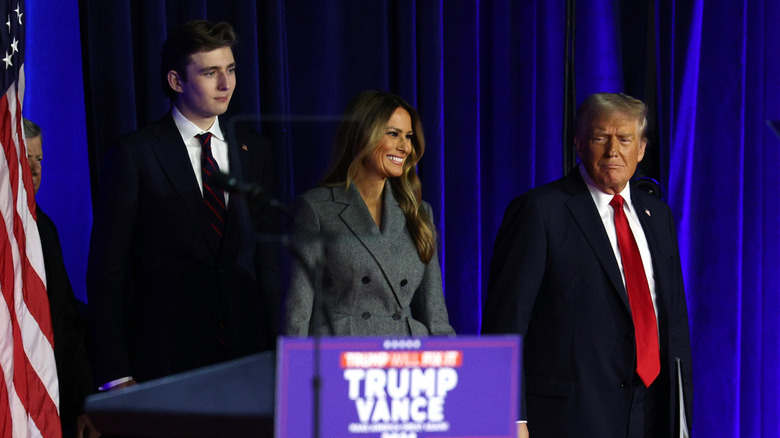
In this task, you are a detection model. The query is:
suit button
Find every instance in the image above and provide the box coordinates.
[400,279,408,286]
[392,313,401,320]
[362,276,370,284]
[362,312,371,319]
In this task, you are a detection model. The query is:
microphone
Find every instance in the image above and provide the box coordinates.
[212,171,266,198]
[212,171,288,214]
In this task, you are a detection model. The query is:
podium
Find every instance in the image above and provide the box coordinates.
[86,336,521,437]
[85,352,275,437]
[275,335,521,438]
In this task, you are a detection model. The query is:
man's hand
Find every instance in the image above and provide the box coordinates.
[76,414,101,438]
[518,422,529,438]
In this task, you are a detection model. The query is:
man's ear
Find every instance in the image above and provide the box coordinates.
[574,136,584,160]
[167,70,184,94]
[637,138,647,162]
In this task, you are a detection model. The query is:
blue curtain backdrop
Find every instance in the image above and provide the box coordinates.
[78,0,569,336]
[25,0,771,436]
[660,1,780,436]
[24,0,91,306]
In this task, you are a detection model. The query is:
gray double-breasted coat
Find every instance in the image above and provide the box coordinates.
[284,182,454,337]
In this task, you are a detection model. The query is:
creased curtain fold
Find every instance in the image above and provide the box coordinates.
[76,1,780,435]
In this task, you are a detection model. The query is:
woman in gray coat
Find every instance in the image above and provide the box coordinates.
[284,90,455,337]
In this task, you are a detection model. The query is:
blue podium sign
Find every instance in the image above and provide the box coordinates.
[275,336,520,438]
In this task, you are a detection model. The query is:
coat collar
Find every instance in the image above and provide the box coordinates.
[331,180,404,235]
[331,181,407,307]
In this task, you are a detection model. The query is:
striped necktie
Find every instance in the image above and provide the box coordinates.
[197,133,227,243]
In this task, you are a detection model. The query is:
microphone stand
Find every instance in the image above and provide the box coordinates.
[224,114,337,438]
[214,171,335,438]
[288,236,331,438]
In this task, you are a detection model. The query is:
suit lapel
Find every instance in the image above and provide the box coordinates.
[631,191,670,318]
[332,182,378,235]
[373,183,407,307]
[220,132,253,260]
[149,114,221,256]
[630,192,661,259]
[564,171,630,311]
[334,183,404,307]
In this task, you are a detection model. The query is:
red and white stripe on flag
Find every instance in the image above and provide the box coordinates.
[1,1,62,437]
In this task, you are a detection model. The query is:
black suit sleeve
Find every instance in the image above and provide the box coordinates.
[37,208,94,430]
[665,205,694,431]
[483,194,547,335]
[237,130,281,349]
[482,194,548,420]
[86,142,139,384]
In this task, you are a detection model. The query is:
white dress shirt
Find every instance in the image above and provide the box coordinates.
[172,106,230,204]
[579,164,658,319]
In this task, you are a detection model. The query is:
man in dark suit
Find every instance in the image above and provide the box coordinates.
[482,93,692,437]
[25,119,100,438]
[87,20,278,391]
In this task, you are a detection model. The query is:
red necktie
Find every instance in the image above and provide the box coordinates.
[610,194,660,387]
[197,133,226,242]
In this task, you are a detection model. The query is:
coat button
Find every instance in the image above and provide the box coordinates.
[392,312,401,320]
[362,276,370,284]
[362,312,371,319]
[400,279,408,286]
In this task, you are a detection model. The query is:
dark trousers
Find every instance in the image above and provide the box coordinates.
[627,376,659,438]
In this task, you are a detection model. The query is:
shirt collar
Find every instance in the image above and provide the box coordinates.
[578,163,634,213]
[172,106,225,141]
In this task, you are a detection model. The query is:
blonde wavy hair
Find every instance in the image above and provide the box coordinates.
[322,90,436,264]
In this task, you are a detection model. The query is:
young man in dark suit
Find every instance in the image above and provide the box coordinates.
[87,20,278,391]
[483,93,692,437]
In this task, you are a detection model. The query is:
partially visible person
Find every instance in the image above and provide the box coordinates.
[24,118,100,438]
[482,93,692,437]
[284,90,454,337]
[87,20,278,392]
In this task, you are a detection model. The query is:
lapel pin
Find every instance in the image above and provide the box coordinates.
[241,144,248,151]
[645,208,651,217]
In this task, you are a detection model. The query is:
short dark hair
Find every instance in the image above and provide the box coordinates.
[160,20,238,99]
[23,118,41,139]
[574,93,648,141]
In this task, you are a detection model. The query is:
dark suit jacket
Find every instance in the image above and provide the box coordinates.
[37,207,93,436]
[87,113,279,385]
[482,170,692,437]
[284,183,454,336]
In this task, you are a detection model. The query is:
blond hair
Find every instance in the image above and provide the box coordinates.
[322,90,436,264]
[574,92,649,142]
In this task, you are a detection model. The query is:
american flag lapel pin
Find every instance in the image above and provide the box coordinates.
[241,144,248,151]
[645,208,651,217]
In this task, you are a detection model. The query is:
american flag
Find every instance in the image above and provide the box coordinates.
[0,1,61,437]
